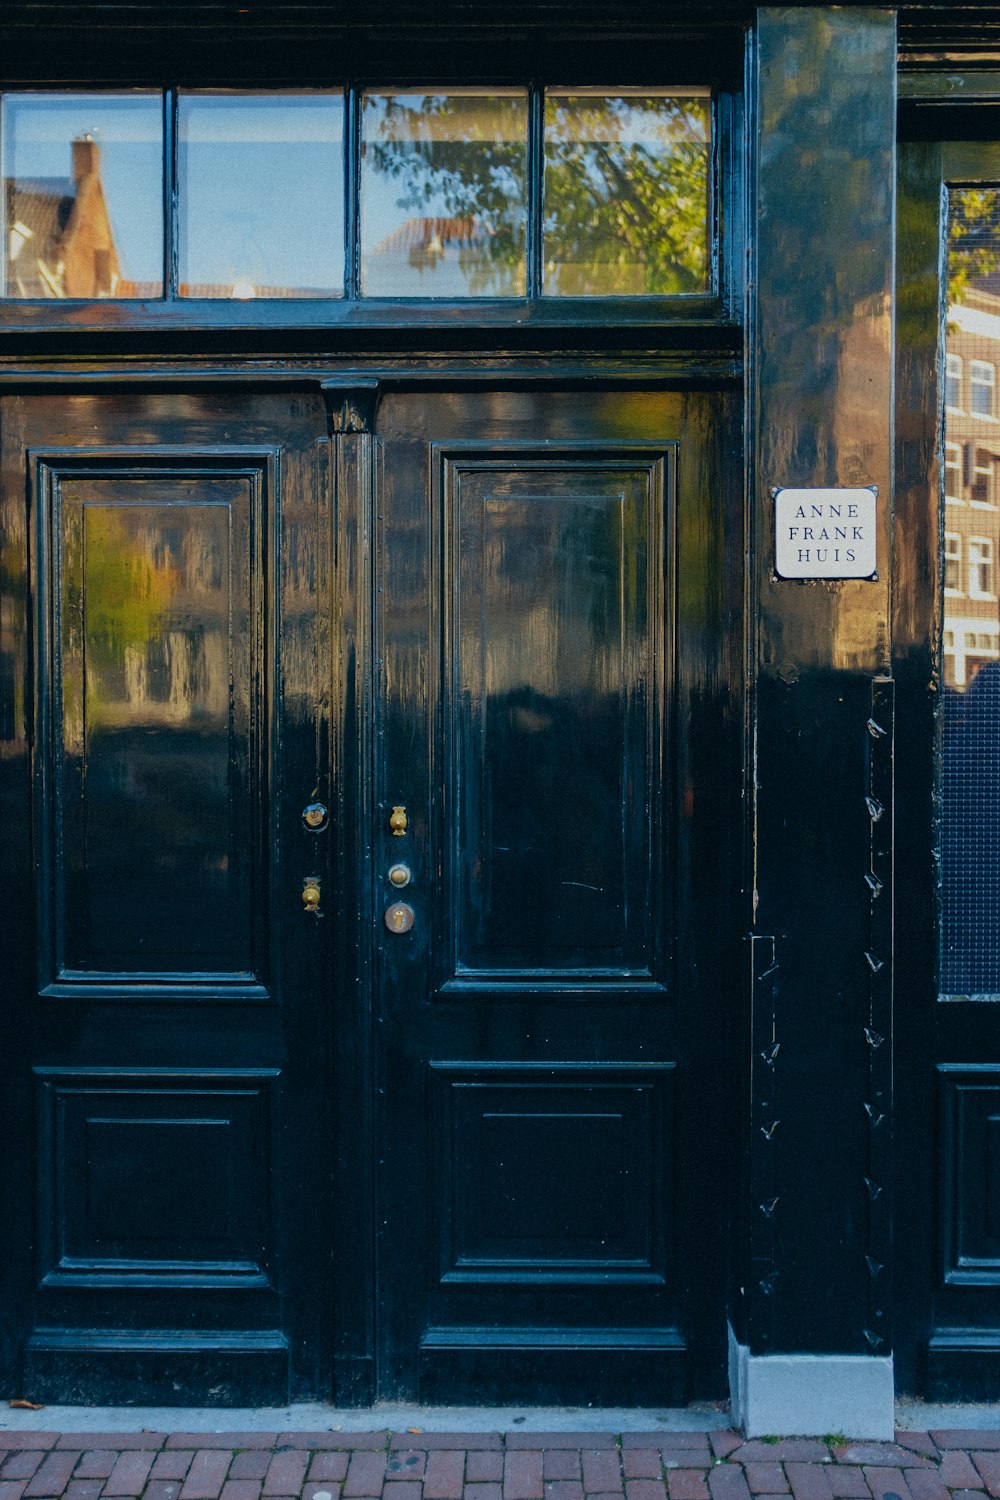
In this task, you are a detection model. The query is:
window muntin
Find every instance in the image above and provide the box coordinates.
[542,89,711,296]
[0,85,716,309]
[946,352,963,409]
[945,531,963,593]
[2,92,163,298]
[359,89,528,298]
[177,94,345,299]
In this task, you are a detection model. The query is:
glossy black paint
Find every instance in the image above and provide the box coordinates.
[739,8,896,1357]
[0,370,742,1405]
[0,390,337,1402]
[373,386,742,1402]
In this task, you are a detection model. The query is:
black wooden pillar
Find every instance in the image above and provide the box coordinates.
[733,5,897,1437]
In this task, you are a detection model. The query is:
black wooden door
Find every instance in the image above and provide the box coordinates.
[0,387,337,1404]
[0,379,739,1407]
[373,385,741,1404]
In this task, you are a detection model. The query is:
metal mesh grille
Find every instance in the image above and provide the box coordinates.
[940,187,1000,995]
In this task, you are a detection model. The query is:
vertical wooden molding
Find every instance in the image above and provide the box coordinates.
[322,378,378,1404]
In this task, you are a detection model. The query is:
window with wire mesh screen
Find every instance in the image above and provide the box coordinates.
[940,186,1000,997]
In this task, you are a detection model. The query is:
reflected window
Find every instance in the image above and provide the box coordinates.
[945,441,963,503]
[360,90,528,298]
[2,93,163,298]
[542,89,711,296]
[969,535,995,598]
[973,448,997,507]
[178,93,344,299]
[972,358,996,416]
[940,187,1000,995]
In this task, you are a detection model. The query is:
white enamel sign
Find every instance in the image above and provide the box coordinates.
[774,487,877,579]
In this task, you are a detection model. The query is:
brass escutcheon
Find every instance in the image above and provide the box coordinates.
[389,805,408,836]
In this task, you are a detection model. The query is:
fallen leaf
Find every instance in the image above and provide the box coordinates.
[9,1400,45,1410]
[406,1428,423,1434]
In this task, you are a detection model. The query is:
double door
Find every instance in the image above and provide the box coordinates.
[0,379,740,1405]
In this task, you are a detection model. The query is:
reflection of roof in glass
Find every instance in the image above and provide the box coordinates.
[5,178,76,295]
[370,215,483,258]
[5,137,122,297]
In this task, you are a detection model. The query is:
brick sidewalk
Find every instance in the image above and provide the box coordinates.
[3,1430,1000,1500]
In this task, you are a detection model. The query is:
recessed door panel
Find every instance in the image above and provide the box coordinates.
[36,458,270,993]
[444,452,666,983]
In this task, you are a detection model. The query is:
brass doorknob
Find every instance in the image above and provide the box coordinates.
[302,878,321,914]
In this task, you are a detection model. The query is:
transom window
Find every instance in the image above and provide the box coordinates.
[1,87,713,304]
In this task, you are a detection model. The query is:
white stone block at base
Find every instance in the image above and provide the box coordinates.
[728,1327,895,1438]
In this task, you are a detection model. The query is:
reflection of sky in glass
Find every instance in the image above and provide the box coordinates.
[543,89,711,296]
[2,93,163,292]
[178,94,344,298]
[360,90,528,298]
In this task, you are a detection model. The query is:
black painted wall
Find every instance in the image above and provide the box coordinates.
[739,6,896,1358]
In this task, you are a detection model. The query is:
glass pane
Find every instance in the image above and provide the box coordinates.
[542,89,711,296]
[941,187,1000,994]
[360,89,528,297]
[178,93,344,299]
[2,92,163,298]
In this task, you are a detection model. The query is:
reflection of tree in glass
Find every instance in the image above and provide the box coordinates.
[365,92,710,296]
[544,94,709,295]
[949,188,1000,304]
[365,93,527,295]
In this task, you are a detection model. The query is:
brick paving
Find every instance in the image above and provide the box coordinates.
[1,1431,1000,1500]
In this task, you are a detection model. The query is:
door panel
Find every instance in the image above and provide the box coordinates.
[37,455,270,995]
[0,390,334,1403]
[446,451,665,984]
[375,387,740,1404]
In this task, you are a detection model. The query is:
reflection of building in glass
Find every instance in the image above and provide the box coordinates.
[941,266,1000,993]
[5,136,122,297]
[943,277,1000,688]
[369,215,483,277]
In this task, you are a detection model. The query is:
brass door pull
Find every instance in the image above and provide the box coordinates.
[390,805,408,836]
[302,877,322,915]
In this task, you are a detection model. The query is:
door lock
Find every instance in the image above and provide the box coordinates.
[384,901,415,934]
[302,801,329,832]
[389,805,408,836]
[302,877,322,915]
